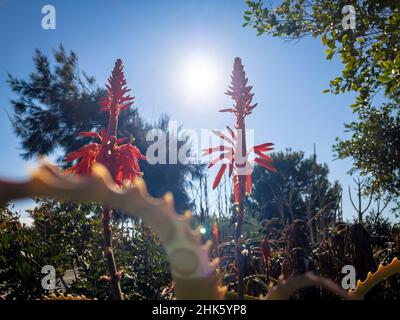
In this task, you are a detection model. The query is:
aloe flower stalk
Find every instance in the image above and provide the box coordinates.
[204,57,276,299]
[65,59,146,186]
[65,59,145,300]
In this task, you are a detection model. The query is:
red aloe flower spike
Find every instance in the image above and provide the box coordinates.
[246,174,252,194]
[213,164,227,189]
[221,58,258,120]
[65,143,100,165]
[228,163,234,177]
[233,175,239,204]
[204,57,276,300]
[78,132,102,139]
[64,59,145,300]
[100,59,134,136]
[254,142,274,151]
[226,126,236,139]
[212,129,234,145]
[65,59,145,187]
[254,150,273,163]
[207,152,233,169]
[206,58,275,193]
[255,157,277,173]
[116,137,127,144]
[202,145,233,156]
[219,108,235,113]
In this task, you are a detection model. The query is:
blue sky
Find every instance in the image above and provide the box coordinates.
[0,0,390,222]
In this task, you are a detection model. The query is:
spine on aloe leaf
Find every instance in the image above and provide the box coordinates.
[348,257,400,298]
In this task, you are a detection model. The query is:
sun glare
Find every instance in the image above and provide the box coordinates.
[179,54,221,101]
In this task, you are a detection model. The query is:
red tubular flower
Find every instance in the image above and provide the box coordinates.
[65,59,146,186]
[213,222,219,242]
[204,57,276,204]
[100,59,134,135]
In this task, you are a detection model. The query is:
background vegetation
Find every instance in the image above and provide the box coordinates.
[1,0,399,299]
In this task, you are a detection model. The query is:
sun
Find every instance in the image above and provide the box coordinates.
[178,54,221,101]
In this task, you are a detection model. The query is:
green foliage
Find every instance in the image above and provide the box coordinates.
[0,202,171,300]
[364,205,396,248]
[243,0,400,210]
[8,45,106,160]
[0,206,46,299]
[248,150,341,224]
[334,104,400,201]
